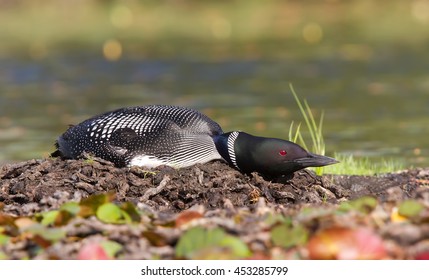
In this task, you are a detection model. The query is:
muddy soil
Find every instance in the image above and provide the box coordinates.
[1,156,429,259]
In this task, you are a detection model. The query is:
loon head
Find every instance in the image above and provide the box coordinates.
[215,131,338,177]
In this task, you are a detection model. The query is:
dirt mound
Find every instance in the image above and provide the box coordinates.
[1,157,429,259]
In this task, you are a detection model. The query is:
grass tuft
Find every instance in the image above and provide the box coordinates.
[287,84,403,176]
[323,153,404,175]
[288,84,326,175]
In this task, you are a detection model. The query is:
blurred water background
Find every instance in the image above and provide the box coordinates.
[0,0,428,167]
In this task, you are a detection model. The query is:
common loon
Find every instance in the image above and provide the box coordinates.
[52,105,338,176]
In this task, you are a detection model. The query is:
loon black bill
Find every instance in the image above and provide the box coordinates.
[293,152,339,167]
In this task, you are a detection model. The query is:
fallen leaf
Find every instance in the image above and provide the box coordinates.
[0,214,15,226]
[78,243,110,260]
[398,200,424,218]
[271,223,308,248]
[218,235,251,258]
[14,217,36,229]
[96,203,126,224]
[79,192,116,217]
[100,240,123,258]
[338,196,378,214]
[120,202,141,223]
[60,202,81,215]
[32,234,52,249]
[415,251,429,260]
[0,233,10,245]
[25,224,66,242]
[307,227,386,260]
[264,213,291,227]
[175,210,203,227]
[142,231,168,246]
[175,226,250,259]
[40,210,60,226]
[54,210,75,226]
[390,207,408,223]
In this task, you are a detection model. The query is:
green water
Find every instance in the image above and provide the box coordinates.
[0,48,428,168]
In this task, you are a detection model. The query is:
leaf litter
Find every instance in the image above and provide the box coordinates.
[0,156,429,259]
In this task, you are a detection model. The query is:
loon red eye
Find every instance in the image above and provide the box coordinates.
[279,150,287,156]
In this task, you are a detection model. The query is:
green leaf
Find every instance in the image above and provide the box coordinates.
[271,223,308,248]
[338,196,378,214]
[175,226,250,259]
[120,202,141,222]
[40,207,77,226]
[60,202,81,215]
[101,240,123,258]
[264,213,291,227]
[40,210,59,226]
[398,200,424,218]
[218,236,250,258]
[0,234,10,245]
[25,224,66,242]
[55,210,76,226]
[96,203,126,224]
[79,192,116,217]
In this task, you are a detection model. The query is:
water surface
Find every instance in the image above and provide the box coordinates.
[0,50,428,167]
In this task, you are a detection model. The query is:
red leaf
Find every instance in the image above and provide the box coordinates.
[78,243,110,260]
[415,251,429,260]
[307,227,386,260]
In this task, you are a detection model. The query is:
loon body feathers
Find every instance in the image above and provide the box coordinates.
[54,105,223,168]
[53,105,338,176]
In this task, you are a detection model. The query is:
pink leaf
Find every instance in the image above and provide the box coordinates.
[307,227,386,260]
[78,243,110,260]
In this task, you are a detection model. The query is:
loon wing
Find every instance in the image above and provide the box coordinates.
[84,105,224,167]
[105,117,222,168]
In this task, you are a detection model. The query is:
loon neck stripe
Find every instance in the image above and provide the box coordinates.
[227,131,240,169]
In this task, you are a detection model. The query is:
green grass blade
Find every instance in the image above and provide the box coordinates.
[323,153,404,175]
[288,121,303,144]
[288,83,326,175]
[303,99,318,147]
